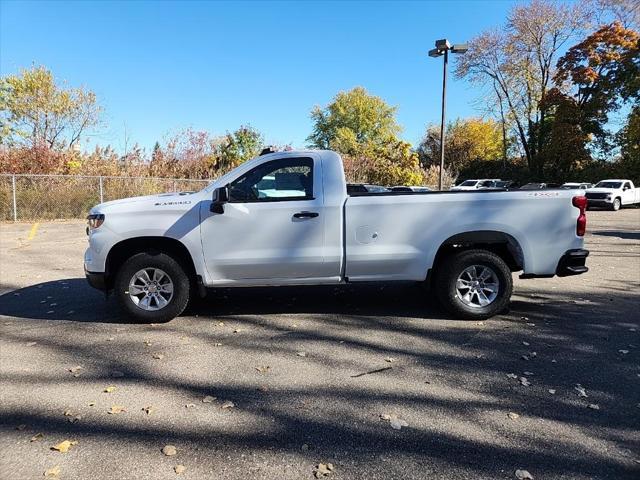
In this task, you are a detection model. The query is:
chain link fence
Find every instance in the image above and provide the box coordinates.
[0,174,210,221]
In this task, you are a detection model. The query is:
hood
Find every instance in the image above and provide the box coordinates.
[90,191,199,213]
[586,188,616,193]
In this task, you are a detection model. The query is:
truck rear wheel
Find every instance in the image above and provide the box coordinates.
[435,249,512,320]
[115,252,190,323]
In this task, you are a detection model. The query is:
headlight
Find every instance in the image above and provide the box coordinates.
[87,213,105,230]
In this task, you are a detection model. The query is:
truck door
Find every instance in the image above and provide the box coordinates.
[200,155,332,283]
[622,182,633,204]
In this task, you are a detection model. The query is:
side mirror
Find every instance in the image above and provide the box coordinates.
[210,186,229,214]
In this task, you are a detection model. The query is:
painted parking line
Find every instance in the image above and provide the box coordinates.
[27,222,40,241]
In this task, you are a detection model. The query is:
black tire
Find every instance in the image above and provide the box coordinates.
[435,249,513,320]
[611,198,621,211]
[114,252,190,323]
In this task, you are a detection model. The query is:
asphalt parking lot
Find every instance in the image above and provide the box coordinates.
[0,209,639,480]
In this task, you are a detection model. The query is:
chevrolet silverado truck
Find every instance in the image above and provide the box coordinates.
[585,179,640,211]
[85,150,589,322]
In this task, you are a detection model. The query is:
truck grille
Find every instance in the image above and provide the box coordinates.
[586,192,608,200]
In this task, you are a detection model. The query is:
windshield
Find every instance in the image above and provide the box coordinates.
[459,180,477,186]
[595,181,622,188]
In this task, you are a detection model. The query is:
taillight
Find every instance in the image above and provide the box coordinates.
[572,196,587,236]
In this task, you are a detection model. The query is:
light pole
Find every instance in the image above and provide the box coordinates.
[429,39,467,190]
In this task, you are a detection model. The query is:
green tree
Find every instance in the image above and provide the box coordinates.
[217,125,264,172]
[418,118,505,173]
[0,65,102,149]
[306,87,401,155]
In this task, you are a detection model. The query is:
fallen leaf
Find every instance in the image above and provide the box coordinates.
[522,341,530,346]
[30,433,44,442]
[174,465,186,474]
[88,402,96,407]
[508,412,520,420]
[63,410,74,416]
[103,386,116,393]
[106,337,115,341]
[144,340,153,346]
[296,351,307,357]
[68,415,81,423]
[618,349,629,354]
[51,440,78,453]
[519,377,531,387]
[162,445,177,456]
[314,463,334,478]
[385,357,395,363]
[515,469,533,479]
[184,403,196,409]
[68,366,83,373]
[506,373,518,379]
[44,465,61,477]
[380,413,408,430]
[575,385,588,397]
[221,400,235,409]
[548,389,556,395]
[523,371,534,376]
[142,405,154,415]
[16,424,26,431]
[521,355,530,361]
[233,328,244,333]
[213,342,223,347]
[588,403,600,410]
[152,353,165,360]
[202,395,216,403]
[26,341,37,347]
[255,366,270,374]
[108,405,126,414]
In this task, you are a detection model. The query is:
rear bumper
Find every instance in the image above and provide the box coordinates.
[85,269,108,291]
[556,248,589,277]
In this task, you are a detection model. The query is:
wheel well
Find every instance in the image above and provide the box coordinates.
[431,231,524,279]
[105,237,197,289]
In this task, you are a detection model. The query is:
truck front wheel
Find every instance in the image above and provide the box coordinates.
[435,249,512,320]
[114,252,190,323]
[611,198,621,211]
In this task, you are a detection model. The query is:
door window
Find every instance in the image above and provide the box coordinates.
[228,157,314,203]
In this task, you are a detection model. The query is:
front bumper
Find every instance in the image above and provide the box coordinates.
[586,199,611,207]
[556,248,589,277]
[85,269,108,291]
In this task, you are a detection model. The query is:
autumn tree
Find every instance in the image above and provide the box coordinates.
[0,65,102,149]
[550,21,639,155]
[306,87,401,155]
[418,118,505,173]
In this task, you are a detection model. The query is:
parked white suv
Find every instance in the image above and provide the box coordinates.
[585,180,640,211]
[85,150,589,322]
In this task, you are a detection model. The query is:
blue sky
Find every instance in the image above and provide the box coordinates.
[1,0,521,152]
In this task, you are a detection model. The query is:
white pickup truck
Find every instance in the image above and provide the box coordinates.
[85,150,589,322]
[585,179,640,211]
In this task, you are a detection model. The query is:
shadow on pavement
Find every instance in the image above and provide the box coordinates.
[0,277,447,323]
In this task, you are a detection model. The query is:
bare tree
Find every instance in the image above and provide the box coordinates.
[455,0,589,175]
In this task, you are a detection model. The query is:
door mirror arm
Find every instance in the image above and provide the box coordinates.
[210,186,230,214]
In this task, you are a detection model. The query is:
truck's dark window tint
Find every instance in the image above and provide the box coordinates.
[229,157,313,203]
